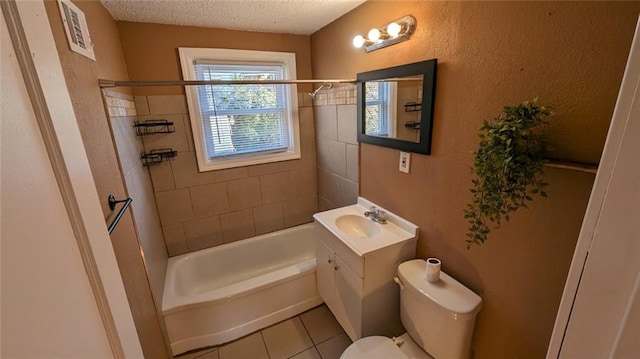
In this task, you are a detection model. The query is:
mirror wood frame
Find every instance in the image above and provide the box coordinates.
[356,59,437,154]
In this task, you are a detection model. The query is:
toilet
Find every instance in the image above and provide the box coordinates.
[340,259,482,359]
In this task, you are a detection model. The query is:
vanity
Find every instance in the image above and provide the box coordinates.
[313,197,418,341]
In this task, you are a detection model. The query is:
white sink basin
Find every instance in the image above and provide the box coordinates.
[335,215,381,238]
[313,197,419,256]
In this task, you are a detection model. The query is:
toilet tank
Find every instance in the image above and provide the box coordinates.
[397,259,482,359]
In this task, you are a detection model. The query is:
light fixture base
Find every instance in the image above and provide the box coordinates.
[364,15,416,53]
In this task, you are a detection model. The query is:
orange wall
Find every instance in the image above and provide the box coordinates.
[311,1,640,358]
[117,22,313,95]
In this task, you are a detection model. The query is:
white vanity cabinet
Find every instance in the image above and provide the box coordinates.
[314,221,417,341]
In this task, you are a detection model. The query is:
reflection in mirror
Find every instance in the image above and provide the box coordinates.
[364,76,424,143]
[357,59,437,155]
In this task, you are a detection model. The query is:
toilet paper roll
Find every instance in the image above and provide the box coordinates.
[425,258,441,282]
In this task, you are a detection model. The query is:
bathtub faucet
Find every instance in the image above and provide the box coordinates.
[364,206,388,224]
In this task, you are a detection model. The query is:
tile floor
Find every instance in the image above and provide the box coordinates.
[176,305,352,359]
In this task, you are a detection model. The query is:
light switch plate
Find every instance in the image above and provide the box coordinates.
[399,152,411,173]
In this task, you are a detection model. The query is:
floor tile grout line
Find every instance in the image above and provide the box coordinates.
[314,330,347,347]
[286,345,321,359]
[298,312,314,343]
[300,314,328,357]
[285,346,315,359]
[259,330,272,359]
[285,314,316,359]
[176,305,343,359]
[176,346,216,359]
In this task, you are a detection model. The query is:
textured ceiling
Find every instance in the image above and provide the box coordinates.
[100,0,366,35]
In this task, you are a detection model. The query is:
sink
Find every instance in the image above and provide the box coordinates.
[313,197,419,256]
[335,215,381,238]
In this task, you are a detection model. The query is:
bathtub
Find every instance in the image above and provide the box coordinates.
[162,223,322,355]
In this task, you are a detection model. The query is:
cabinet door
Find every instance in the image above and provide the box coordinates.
[334,255,363,341]
[315,238,335,309]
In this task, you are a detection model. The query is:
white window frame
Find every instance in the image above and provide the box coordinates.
[179,48,300,171]
[365,81,397,137]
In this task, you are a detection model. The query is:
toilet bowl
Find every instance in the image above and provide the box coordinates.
[340,259,482,359]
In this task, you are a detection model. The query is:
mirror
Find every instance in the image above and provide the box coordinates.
[356,59,437,154]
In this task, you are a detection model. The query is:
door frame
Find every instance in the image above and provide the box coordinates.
[547,15,640,358]
[1,1,143,357]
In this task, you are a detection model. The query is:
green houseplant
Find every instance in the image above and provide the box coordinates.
[464,98,553,248]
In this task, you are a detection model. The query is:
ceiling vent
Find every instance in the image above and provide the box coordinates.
[57,0,95,61]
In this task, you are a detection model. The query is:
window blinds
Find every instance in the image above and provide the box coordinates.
[193,62,290,159]
[365,82,390,136]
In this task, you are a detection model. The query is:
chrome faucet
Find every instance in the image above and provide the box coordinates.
[364,206,388,224]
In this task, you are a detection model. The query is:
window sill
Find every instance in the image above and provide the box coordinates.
[196,150,301,172]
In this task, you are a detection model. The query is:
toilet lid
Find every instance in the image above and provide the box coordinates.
[340,336,407,359]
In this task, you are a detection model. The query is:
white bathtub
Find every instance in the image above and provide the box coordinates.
[162,223,322,355]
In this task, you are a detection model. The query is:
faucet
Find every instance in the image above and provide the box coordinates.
[364,206,388,224]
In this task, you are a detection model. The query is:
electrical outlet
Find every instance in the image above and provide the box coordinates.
[399,151,411,173]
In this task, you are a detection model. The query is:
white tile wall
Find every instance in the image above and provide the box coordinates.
[313,85,358,211]
[138,93,318,256]
[104,90,168,310]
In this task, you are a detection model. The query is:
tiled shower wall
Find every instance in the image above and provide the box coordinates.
[135,94,318,256]
[103,90,168,313]
[313,85,359,211]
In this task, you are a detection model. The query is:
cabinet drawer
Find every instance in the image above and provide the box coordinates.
[314,221,364,278]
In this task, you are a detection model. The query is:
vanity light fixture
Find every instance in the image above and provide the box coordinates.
[352,15,416,53]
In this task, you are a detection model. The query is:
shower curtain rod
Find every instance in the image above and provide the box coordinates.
[98,77,425,88]
[99,78,357,88]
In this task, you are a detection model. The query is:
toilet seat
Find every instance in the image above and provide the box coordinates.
[340,333,433,359]
[340,336,407,359]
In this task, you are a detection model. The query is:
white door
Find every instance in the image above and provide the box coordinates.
[1,1,142,357]
[547,16,640,358]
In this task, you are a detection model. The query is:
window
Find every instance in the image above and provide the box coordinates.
[364,81,397,137]
[179,48,300,171]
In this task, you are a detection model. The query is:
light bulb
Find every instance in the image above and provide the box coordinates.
[368,28,381,42]
[387,22,401,38]
[352,35,365,48]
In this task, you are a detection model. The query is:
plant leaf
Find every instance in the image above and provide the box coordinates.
[465,98,552,249]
